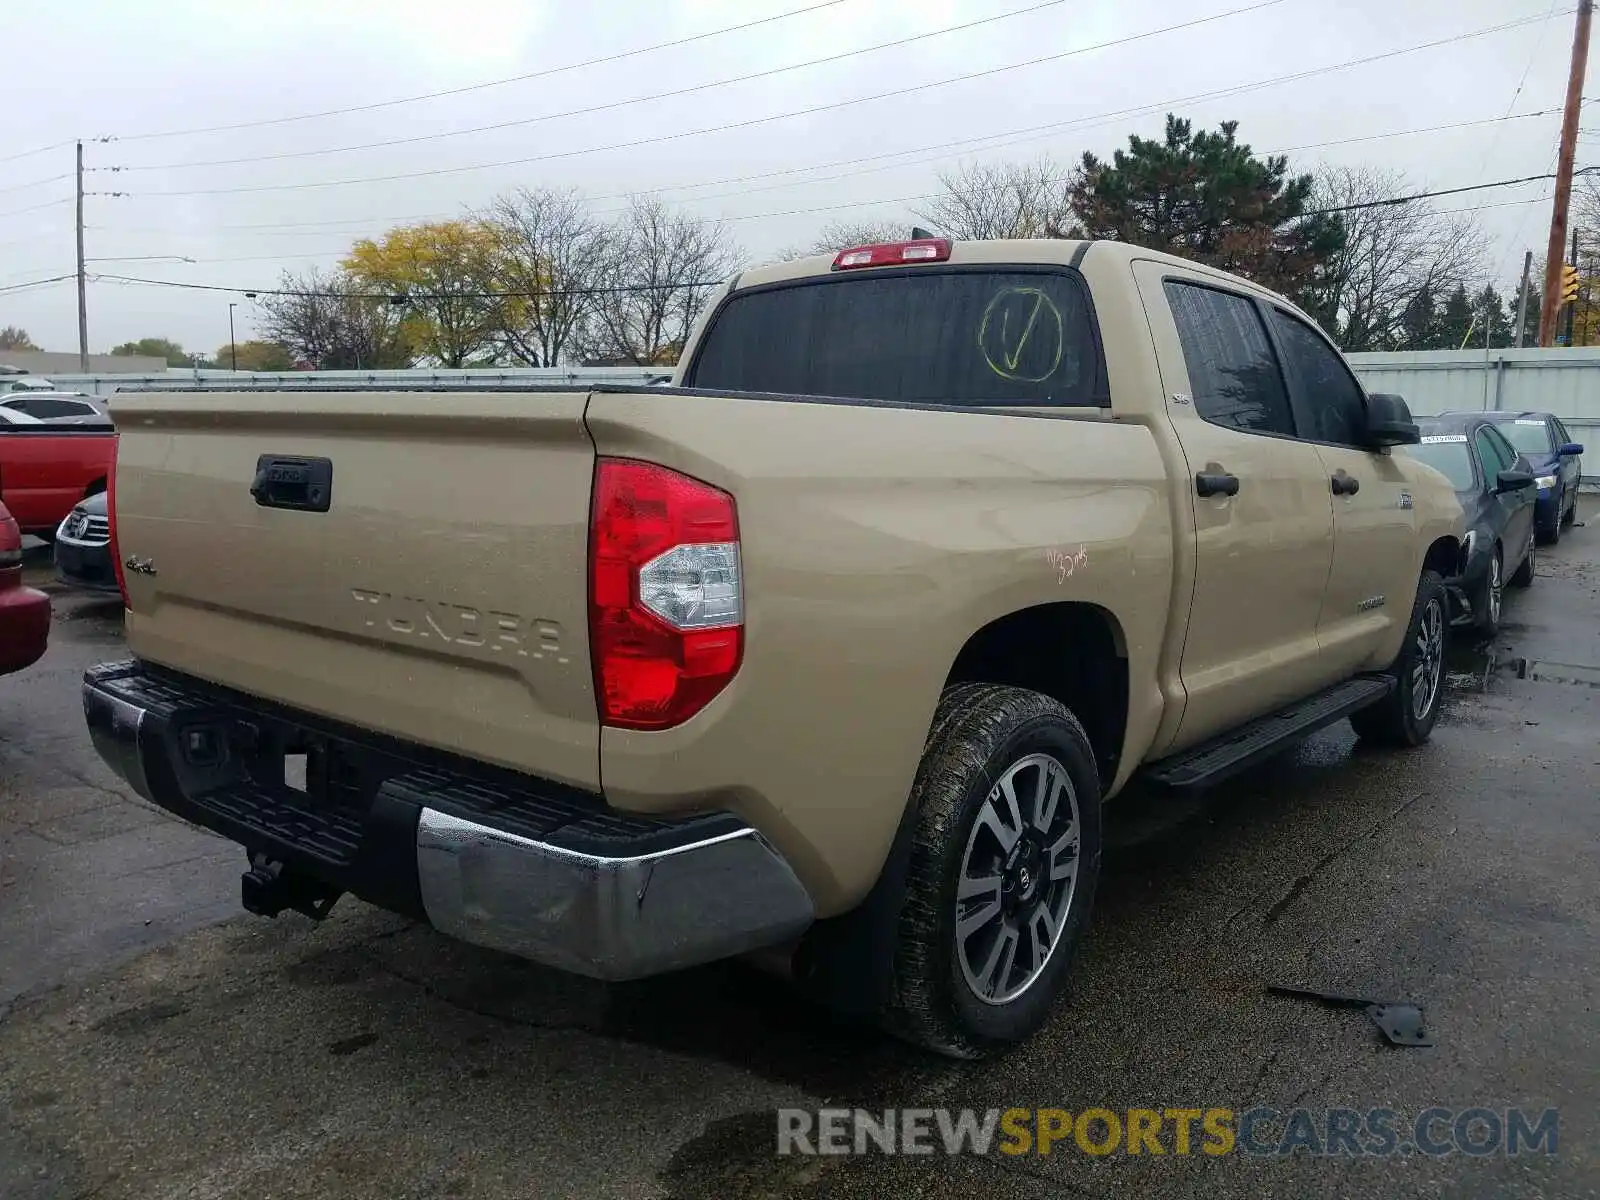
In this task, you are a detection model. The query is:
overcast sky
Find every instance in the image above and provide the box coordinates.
[0,0,1581,357]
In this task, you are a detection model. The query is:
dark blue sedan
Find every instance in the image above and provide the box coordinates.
[1403,415,1538,636]
[1443,411,1583,544]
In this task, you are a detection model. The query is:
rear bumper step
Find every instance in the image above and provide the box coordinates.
[83,660,814,980]
[1143,675,1394,793]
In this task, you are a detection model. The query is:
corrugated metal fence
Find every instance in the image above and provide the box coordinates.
[42,366,666,397]
[1348,348,1600,485]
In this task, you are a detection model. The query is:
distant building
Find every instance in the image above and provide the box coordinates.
[0,350,169,375]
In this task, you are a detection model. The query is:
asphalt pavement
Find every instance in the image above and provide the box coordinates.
[1,514,1596,1200]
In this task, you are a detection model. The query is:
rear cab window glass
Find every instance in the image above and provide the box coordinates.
[685,268,1105,406]
[1163,281,1296,437]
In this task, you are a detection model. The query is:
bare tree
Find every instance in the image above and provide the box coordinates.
[788,219,912,258]
[1576,174,1600,239]
[256,268,413,369]
[1299,167,1486,352]
[577,197,742,366]
[479,188,608,366]
[913,157,1072,240]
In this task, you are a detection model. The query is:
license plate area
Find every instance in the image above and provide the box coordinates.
[168,707,387,818]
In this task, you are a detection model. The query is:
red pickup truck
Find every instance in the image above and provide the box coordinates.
[0,421,116,537]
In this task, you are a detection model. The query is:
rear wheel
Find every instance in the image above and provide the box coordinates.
[1473,549,1502,636]
[1509,532,1535,588]
[1350,570,1447,748]
[885,683,1102,1059]
[1538,495,1562,545]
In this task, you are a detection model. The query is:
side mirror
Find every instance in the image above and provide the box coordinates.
[1362,393,1419,448]
[1559,441,1584,456]
[1495,469,1535,494]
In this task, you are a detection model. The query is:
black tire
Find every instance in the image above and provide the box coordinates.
[1473,548,1503,637]
[885,683,1102,1059]
[1562,493,1578,527]
[1537,502,1560,546]
[1509,534,1535,588]
[1350,570,1448,748]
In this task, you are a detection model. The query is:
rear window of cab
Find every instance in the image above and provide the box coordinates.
[684,267,1107,407]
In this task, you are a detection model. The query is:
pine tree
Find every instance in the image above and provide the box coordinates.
[1397,285,1439,350]
[1437,284,1477,350]
[1068,115,1344,295]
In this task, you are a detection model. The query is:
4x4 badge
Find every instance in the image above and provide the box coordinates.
[124,556,158,576]
[1398,491,1414,510]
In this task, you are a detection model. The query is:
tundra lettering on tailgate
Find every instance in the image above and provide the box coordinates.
[350,589,568,663]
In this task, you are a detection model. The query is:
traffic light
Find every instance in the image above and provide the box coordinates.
[1561,263,1580,304]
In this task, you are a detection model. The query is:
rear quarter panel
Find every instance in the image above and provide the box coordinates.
[584,391,1173,914]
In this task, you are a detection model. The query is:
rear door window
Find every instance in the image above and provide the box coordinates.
[16,396,91,418]
[1475,427,1512,478]
[686,268,1105,406]
[1163,282,1296,437]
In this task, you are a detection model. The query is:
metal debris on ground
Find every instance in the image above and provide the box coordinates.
[1266,984,1435,1048]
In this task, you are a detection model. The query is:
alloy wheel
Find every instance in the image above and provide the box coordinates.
[1412,596,1445,721]
[954,753,1080,1006]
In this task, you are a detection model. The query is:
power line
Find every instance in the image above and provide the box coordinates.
[0,197,69,220]
[0,273,76,295]
[1431,194,1551,218]
[85,169,1591,302]
[120,0,1332,198]
[1302,169,1583,215]
[114,0,1150,172]
[0,140,74,167]
[90,104,1576,244]
[107,0,855,143]
[92,272,730,300]
[1470,0,1563,185]
[1269,107,1565,156]
[89,160,1575,265]
[0,172,72,197]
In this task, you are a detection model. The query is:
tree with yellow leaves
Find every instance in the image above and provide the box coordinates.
[342,221,504,367]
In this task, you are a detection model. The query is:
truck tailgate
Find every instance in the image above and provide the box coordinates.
[110,389,600,790]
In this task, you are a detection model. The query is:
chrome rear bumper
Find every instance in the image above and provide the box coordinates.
[84,661,814,980]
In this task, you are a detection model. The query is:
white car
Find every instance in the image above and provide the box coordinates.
[0,376,60,394]
[0,407,45,424]
[0,392,106,422]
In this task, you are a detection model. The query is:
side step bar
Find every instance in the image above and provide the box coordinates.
[1143,676,1394,794]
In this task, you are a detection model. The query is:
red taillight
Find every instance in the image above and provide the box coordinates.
[832,238,952,270]
[107,435,129,608]
[589,458,743,730]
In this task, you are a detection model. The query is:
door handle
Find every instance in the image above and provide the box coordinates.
[1195,471,1240,498]
[1331,474,1360,496]
[250,454,333,512]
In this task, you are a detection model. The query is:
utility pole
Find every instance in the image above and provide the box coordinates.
[1539,0,1594,347]
[1513,249,1533,348]
[228,302,238,370]
[75,140,89,371]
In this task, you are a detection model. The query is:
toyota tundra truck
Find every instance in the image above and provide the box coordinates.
[83,238,1465,1057]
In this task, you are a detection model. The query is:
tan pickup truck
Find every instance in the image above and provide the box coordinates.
[84,238,1465,1057]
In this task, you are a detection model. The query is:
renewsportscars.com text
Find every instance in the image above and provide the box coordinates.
[777,1106,1559,1158]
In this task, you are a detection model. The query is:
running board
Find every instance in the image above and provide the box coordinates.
[1143,676,1394,794]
